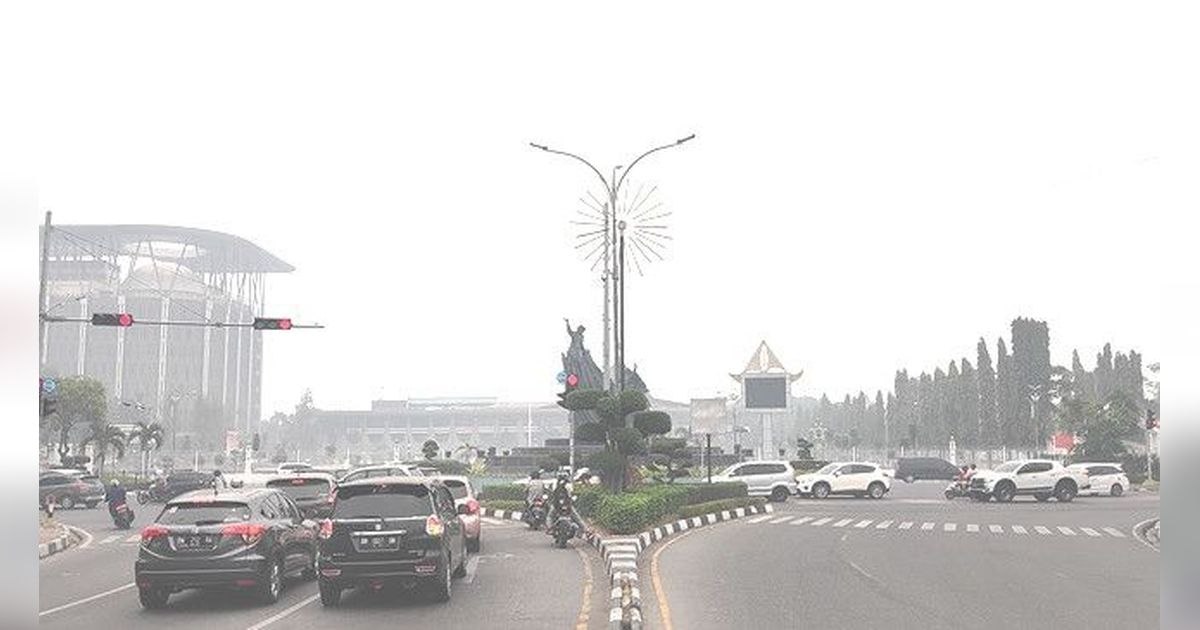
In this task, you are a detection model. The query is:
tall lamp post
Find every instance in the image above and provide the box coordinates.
[530,134,695,391]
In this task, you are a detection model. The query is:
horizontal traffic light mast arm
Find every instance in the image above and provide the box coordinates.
[41,315,324,329]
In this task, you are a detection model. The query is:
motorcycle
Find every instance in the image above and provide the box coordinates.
[136,479,167,505]
[111,501,135,529]
[549,514,578,548]
[945,478,972,500]
[523,494,548,531]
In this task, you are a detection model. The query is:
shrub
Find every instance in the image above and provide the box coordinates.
[565,389,605,411]
[576,422,607,443]
[619,390,649,416]
[585,450,625,482]
[791,460,830,474]
[685,481,748,503]
[574,484,606,517]
[478,484,527,502]
[610,427,646,455]
[416,458,470,475]
[594,492,671,534]
[677,497,765,520]
[632,410,672,437]
[481,500,525,512]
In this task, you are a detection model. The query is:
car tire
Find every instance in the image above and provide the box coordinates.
[318,581,341,607]
[770,487,789,503]
[301,554,317,581]
[138,586,170,609]
[1055,482,1076,503]
[467,536,481,553]
[1034,493,1051,502]
[257,558,283,604]
[430,558,452,602]
[59,495,75,510]
[1111,484,1124,497]
[993,483,1015,503]
[945,489,956,500]
[811,483,830,500]
[86,501,99,509]
[867,482,885,500]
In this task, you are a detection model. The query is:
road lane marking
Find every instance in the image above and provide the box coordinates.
[769,516,794,524]
[100,534,121,545]
[573,541,594,630]
[832,518,855,528]
[853,520,873,529]
[481,517,503,525]
[810,517,833,526]
[746,515,773,524]
[125,534,141,543]
[921,522,935,531]
[790,516,814,525]
[846,560,877,582]
[463,555,481,584]
[898,522,913,530]
[1034,526,1053,535]
[875,520,893,529]
[944,523,957,532]
[966,524,979,533]
[1011,525,1028,534]
[39,582,135,617]
[244,593,319,630]
[651,525,701,630]
[1080,527,1101,537]
[989,525,1004,534]
[65,525,93,550]
[1103,527,1126,538]
[1057,526,1077,536]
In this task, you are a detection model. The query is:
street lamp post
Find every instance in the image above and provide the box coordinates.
[531,134,695,391]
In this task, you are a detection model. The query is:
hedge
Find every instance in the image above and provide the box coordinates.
[791,460,831,474]
[677,497,765,520]
[685,481,747,503]
[478,484,527,502]
[588,482,750,534]
[574,485,606,517]
[480,500,525,512]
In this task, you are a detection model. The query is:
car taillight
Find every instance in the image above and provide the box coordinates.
[318,519,334,539]
[221,523,266,545]
[465,498,480,515]
[426,515,444,537]
[141,525,168,542]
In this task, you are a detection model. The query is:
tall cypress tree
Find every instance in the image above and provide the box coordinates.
[959,358,979,448]
[886,392,898,449]
[1012,318,1051,448]
[996,337,1020,448]
[1095,343,1115,402]
[917,372,934,448]
[872,390,886,448]
[944,362,960,445]
[977,338,998,448]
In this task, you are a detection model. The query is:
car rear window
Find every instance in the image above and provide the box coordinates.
[158,501,252,525]
[266,477,331,500]
[333,483,434,518]
[443,479,470,500]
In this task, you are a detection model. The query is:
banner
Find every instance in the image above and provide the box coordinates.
[690,398,727,434]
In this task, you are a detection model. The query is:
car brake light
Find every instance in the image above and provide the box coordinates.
[141,525,168,542]
[465,498,480,515]
[318,519,334,539]
[221,523,266,545]
[426,515,444,537]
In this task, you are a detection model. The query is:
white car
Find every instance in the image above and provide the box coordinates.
[338,463,424,483]
[712,460,798,502]
[796,462,892,499]
[1067,462,1130,497]
[275,462,313,475]
[968,459,1090,503]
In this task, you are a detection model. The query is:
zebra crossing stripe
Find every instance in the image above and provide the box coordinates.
[875,520,893,529]
[1080,527,1101,537]
[989,525,1004,534]
[921,522,935,531]
[1034,526,1053,535]
[1011,525,1028,534]
[1102,527,1126,538]
[898,522,913,530]
[810,517,833,526]
[832,518,854,528]
[791,517,815,525]
[944,523,957,532]
[100,534,121,545]
[746,515,774,524]
[125,534,141,543]
[853,520,873,529]
[966,524,980,533]
[769,516,794,524]
[1057,526,1077,536]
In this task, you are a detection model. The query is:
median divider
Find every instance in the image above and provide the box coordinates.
[479,507,524,521]
[39,521,76,559]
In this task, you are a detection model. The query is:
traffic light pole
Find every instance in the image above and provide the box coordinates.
[39,211,52,368]
[42,316,324,329]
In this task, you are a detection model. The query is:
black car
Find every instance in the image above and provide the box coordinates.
[316,476,468,606]
[134,487,319,608]
[266,473,337,519]
[39,471,106,509]
[894,457,960,482]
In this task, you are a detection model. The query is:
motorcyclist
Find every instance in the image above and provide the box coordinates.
[547,470,584,537]
[105,479,129,518]
[525,469,546,508]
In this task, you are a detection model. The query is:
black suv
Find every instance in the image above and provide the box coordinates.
[266,473,337,519]
[317,476,468,606]
[894,457,960,482]
[134,488,319,608]
[39,471,105,509]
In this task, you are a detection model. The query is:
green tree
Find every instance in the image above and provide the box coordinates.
[80,422,126,476]
[54,375,108,463]
[422,439,440,460]
[996,338,1020,448]
[977,339,998,448]
[1071,392,1142,462]
[796,437,814,459]
[127,421,165,478]
[631,410,672,438]
[575,422,607,443]
[647,437,691,483]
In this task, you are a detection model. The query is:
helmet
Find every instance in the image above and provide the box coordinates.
[530,470,541,480]
[110,479,121,486]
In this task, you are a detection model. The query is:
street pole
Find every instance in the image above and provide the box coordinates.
[568,410,576,477]
[602,202,612,390]
[39,211,52,369]
[706,433,713,484]
[617,221,627,392]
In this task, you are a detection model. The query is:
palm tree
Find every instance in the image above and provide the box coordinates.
[128,421,165,479]
[80,422,127,477]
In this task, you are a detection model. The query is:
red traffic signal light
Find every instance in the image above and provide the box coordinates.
[565,373,579,388]
[253,317,293,330]
[92,312,135,327]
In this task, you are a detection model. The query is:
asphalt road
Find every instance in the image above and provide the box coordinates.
[41,505,606,629]
[645,481,1159,630]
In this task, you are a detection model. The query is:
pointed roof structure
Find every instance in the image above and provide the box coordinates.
[731,341,803,382]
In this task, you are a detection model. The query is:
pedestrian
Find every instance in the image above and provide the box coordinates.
[43,494,56,520]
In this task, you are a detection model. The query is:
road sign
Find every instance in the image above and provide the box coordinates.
[42,377,57,394]
[556,371,567,384]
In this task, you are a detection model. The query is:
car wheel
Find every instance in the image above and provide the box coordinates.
[429,558,452,602]
[318,580,341,607]
[1034,493,1051,502]
[257,558,283,604]
[86,501,99,509]
[867,482,885,500]
[770,487,789,503]
[301,554,317,581]
[1055,482,1076,503]
[59,495,76,510]
[1111,484,1124,497]
[812,483,830,499]
[993,483,1015,503]
[466,536,481,553]
[945,489,956,500]
[138,586,170,609]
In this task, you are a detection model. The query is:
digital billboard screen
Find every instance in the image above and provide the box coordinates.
[744,376,788,410]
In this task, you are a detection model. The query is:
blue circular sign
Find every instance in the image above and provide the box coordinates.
[556,371,567,384]
[42,377,57,394]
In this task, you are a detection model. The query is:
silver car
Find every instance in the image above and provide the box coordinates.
[712,460,798,502]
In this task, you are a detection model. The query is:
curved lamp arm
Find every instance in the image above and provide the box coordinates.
[615,134,695,195]
[529,142,611,193]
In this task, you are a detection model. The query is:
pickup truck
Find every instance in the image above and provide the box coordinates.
[967,459,1090,503]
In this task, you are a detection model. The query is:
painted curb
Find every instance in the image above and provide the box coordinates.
[38,523,74,559]
[479,507,525,521]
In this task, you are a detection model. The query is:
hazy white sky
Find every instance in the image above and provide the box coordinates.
[30,2,1198,415]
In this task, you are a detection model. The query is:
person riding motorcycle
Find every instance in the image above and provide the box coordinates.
[104,479,129,518]
[525,469,546,508]
[547,471,584,539]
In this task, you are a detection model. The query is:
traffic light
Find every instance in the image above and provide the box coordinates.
[1146,409,1158,430]
[253,317,293,330]
[40,396,56,420]
[92,312,134,327]
[556,373,580,409]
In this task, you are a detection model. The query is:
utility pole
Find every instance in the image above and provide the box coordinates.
[38,211,52,368]
[706,433,713,484]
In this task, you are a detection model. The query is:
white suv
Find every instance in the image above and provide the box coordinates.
[796,462,892,499]
[1067,462,1129,497]
[968,459,1090,503]
[712,460,798,502]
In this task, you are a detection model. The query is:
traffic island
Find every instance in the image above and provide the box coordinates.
[39,517,76,559]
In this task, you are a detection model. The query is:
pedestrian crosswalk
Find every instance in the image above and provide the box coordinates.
[740,514,1133,540]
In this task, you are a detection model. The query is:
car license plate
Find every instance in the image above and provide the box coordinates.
[173,535,214,550]
[353,534,400,552]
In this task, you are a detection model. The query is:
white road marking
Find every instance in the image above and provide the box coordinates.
[99,534,121,545]
[875,520,893,529]
[746,515,774,524]
[769,516,794,524]
[1103,527,1126,538]
[39,582,135,617]
[125,534,141,543]
[989,525,1004,534]
[847,560,877,581]
[944,523,957,532]
[898,522,914,530]
[1011,525,1028,534]
[853,520,873,529]
[790,516,815,525]
[920,522,935,531]
[1080,527,1101,537]
[481,517,503,525]
[832,518,855,528]
[1057,526,1077,536]
[966,524,980,533]
[1034,526,1053,535]
[66,525,93,549]
[463,555,481,584]
[810,517,833,526]
[244,593,320,630]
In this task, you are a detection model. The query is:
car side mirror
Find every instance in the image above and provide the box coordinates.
[229,479,244,489]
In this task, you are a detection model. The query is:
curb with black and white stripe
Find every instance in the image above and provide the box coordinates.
[39,524,74,559]
[479,507,525,521]
[593,502,774,629]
